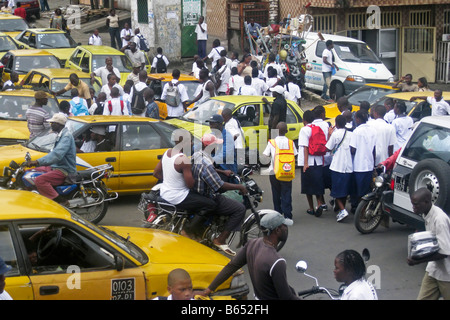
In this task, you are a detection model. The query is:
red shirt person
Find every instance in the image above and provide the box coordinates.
[14,3,27,20]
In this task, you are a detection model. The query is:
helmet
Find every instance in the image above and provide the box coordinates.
[279,49,288,60]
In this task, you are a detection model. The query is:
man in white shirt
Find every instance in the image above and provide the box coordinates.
[228,67,244,96]
[368,105,397,165]
[321,40,339,101]
[100,73,124,100]
[161,69,189,119]
[88,29,102,45]
[383,98,396,123]
[251,68,268,96]
[0,257,13,300]
[263,53,283,80]
[205,39,224,70]
[408,188,450,300]
[122,41,146,70]
[120,23,134,48]
[128,70,149,116]
[222,108,245,164]
[91,57,121,86]
[215,57,231,95]
[238,76,258,96]
[195,16,208,59]
[284,75,302,106]
[103,87,129,115]
[410,90,450,116]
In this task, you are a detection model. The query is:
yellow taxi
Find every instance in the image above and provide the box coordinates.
[0,32,22,59]
[0,116,181,195]
[148,73,200,119]
[65,45,150,87]
[0,89,59,146]
[20,68,101,103]
[324,83,399,119]
[0,13,29,39]
[14,28,80,67]
[1,49,60,83]
[166,95,305,151]
[1,190,248,300]
[371,90,450,122]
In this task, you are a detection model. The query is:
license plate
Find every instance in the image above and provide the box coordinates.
[111,278,135,300]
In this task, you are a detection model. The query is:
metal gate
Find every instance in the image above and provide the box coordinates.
[436,41,450,84]
[181,0,203,58]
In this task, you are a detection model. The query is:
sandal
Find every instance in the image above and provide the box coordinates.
[213,243,236,256]
[306,209,315,215]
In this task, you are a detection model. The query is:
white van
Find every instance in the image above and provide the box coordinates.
[303,32,394,99]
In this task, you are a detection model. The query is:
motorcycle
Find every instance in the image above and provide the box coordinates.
[354,166,393,234]
[138,164,286,252]
[0,152,118,224]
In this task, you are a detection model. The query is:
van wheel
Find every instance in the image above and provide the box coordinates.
[330,81,345,100]
[409,159,450,213]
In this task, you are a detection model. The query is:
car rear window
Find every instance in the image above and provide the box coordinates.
[401,122,450,163]
[0,94,59,121]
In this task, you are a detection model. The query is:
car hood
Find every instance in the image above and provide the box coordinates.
[44,48,75,61]
[0,120,29,141]
[339,62,393,80]
[107,226,230,266]
[164,118,210,138]
[0,144,44,167]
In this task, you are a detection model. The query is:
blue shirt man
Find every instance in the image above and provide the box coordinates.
[247,19,261,37]
[206,114,237,174]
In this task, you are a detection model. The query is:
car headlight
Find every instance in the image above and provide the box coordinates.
[374,176,384,188]
[346,75,365,82]
[230,270,246,289]
[388,77,394,82]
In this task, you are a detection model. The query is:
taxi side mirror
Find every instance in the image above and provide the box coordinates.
[115,255,125,272]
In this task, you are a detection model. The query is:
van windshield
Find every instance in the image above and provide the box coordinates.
[333,42,381,64]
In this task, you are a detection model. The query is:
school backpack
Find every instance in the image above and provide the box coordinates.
[108,98,125,114]
[93,102,105,115]
[130,86,147,115]
[70,98,89,116]
[270,138,296,182]
[307,124,327,156]
[156,56,167,73]
[165,82,181,107]
[137,34,149,52]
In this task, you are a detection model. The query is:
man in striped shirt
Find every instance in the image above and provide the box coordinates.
[26,91,51,138]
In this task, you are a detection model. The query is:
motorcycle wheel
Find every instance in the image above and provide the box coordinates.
[354,199,382,234]
[241,213,285,252]
[70,186,108,224]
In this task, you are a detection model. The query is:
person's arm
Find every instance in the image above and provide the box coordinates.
[409,96,428,101]
[408,251,447,266]
[303,146,309,172]
[153,160,163,181]
[271,259,301,300]
[33,132,72,166]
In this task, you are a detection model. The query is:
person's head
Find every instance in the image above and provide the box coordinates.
[359,101,370,113]
[107,73,117,86]
[434,89,443,102]
[97,92,107,103]
[373,105,386,119]
[268,52,276,63]
[220,49,227,58]
[69,73,80,86]
[394,101,407,115]
[242,53,252,63]
[276,121,287,136]
[231,67,238,76]
[337,96,349,113]
[417,77,429,89]
[250,18,255,25]
[410,187,433,216]
[138,70,148,82]
[110,87,120,98]
[90,126,106,141]
[167,268,193,300]
[354,110,368,125]
[342,110,353,124]
[199,68,209,82]
[252,67,259,78]
[34,91,48,106]
[59,100,70,115]
[260,211,293,243]
[313,105,326,120]
[123,82,132,94]
[128,41,137,51]
[303,110,315,125]
[207,114,224,131]
[10,71,19,83]
[326,39,334,49]
[334,250,366,285]
[195,58,204,69]
[222,108,233,122]
[55,8,62,15]
[109,8,116,16]
[231,51,239,61]
[269,85,285,98]
[212,39,220,48]
[71,88,79,98]
[267,67,277,78]
[384,98,394,111]
[0,257,11,294]
[105,57,113,67]
[172,69,181,80]
[134,28,140,35]
[198,15,204,24]
[143,87,154,102]
[47,113,67,133]
[244,75,252,86]
[250,60,258,69]
[335,114,346,129]
[157,47,163,55]
[403,73,413,84]
[218,57,226,67]
[93,29,99,36]
[124,22,130,30]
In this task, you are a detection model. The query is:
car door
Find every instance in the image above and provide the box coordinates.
[285,102,304,143]
[117,121,171,193]
[0,223,34,300]
[13,220,146,300]
[233,102,264,152]
[16,31,31,49]
[66,48,84,70]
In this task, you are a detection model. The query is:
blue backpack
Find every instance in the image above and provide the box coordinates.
[70,98,89,116]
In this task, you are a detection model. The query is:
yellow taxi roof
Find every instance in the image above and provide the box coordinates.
[76,45,126,56]
[22,28,66,34]
[7,49,55,56]
[0,14,23,20]
[0,88,54,98]
[28,68,92,78]
[0,190,72,221]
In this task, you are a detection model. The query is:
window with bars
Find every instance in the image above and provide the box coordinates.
[312,14,336,34]
[404,28,434,53]
[409,10,433,27]
[137,0,149,24]
[346,11,400,30]
[444,10,450,34]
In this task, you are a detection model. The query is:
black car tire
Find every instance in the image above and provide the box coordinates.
[409,159,450,213]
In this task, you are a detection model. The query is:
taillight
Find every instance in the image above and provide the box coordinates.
[390,178,395,190]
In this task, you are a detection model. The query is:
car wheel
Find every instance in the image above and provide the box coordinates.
[409,159,450,213]
[330,81,345,100]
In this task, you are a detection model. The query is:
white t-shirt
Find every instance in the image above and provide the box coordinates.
[151,54,170,69]
[217,65,231,93]
[384,109,396,124]
[349,123,377,172]
[0,290,13,300]
[88,34,102,45]
[207,46,224,69]
[284,82,301,101]
[101,83,125,100]
[252,77,269,96]
[103,97,129,115]
[368,118,397,165]
[340,279,378,300]
[298,125,326,166]
[263,62,283,79]
[238,85,258,96]
[428,97,450,116]
[392,116,413,150]
[93,66,121,86]
[229,75,244,95]
[120,28,134,47]
[263,136,298,173]
[225,118,245,149]
[322,48,333,73]
[325,128,353,173]
[161,80,189,117]
[195,22,208,40]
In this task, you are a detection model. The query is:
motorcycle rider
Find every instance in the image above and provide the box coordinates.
[202,211,300,300]
[26,113,76,207]
[191,133,248,256]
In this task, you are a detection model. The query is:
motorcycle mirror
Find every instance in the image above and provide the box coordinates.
[295,260,308,273]
[362,248,370,262]
[25,152,31,162]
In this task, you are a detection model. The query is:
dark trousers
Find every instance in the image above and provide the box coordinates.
[269,175,293,219]
[176,191,217,213]
[108,27,121,49]
[197,40,207,59]
[215,194,246,232]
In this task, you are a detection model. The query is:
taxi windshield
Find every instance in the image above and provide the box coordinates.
[92,55,132,73]
[0,18,28,32]
[0,94,59,121]
[14,56,61,74]
[36,33,78,49]
[182,99,234,124]
[0,35,18,52]
[347,86,398,106]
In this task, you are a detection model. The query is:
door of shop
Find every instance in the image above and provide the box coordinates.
[181,0,203,57]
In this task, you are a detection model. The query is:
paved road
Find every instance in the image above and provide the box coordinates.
[100,170,425,300]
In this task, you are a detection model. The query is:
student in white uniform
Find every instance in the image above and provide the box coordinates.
[161,69,190,119]
[238,76,258,96]
[391,101,413,151]
[251,67,268,96]
[368,105,397,165]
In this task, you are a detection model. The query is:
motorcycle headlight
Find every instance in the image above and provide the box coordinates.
[374,176,384,188]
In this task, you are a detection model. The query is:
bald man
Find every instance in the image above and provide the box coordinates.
[408,188,450,300]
